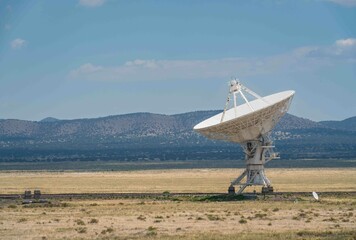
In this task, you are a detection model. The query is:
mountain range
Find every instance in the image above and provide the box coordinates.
[319,117,356,132]
[0,111,355,162]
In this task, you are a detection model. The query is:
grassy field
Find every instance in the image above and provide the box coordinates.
[0,168,355,239]
[0,194,355,239]
[0,168,355,194]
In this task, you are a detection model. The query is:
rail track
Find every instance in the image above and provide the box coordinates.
[1,191,355,200]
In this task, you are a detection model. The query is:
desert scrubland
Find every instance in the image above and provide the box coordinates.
[0,168,355,239]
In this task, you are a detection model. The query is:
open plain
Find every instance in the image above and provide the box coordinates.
[1,168,356,194]
[0,168,355,239]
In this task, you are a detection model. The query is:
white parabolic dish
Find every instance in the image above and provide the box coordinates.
[312,191,319,201]
[194,90,295,143]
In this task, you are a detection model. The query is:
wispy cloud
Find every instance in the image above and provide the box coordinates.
[72,63,103,74]
[69,38,356,82]
[79,0,105,7]
[298,38,356,59]
[10,38,27,50]
[335,38,356,47]
[325,0,356,6]
[70,58,275,81]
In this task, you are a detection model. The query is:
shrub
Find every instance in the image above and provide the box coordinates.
[299,212,307,218]
[89,218,98,224]
[323,217,337,222]
[75,219,85,225]
[255,213,267,219]
[206,214,223,221]
[101,227,114,234]
[148,226,156,231]
[18,218,27,223]
[146,226,157,236]
[75,227,87,234]
[239,219,247,224]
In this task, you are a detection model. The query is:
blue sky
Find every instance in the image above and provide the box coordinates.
[0,0,355,121]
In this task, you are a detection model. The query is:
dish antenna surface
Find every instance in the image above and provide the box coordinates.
[312,192,319,201]
[193,79,295,194]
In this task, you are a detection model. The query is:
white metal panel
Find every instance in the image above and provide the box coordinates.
[193,90,295,143]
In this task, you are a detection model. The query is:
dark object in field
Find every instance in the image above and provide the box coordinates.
[24,190,32,199]
[228,186,235,195]
[22,189,45,203]
[22,199,49,205]
[193,194,245,202]
[34,190,41,199]
[22,199,33,204]
[262,186,274,194]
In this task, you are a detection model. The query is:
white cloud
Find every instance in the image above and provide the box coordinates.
[79,0,105,7]
[300,38,356,59]
[326,0,356,6]
[69,56,312,82]
[10,38,27,50]
[335,38,356,47]
[69,38,356,82]
[70,63,103,76]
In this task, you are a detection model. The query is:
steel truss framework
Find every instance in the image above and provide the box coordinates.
[230,133,279,194]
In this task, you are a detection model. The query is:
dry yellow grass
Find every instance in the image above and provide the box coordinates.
[0,168,355,194]
[0,168,355,239]
[0,196,355,239]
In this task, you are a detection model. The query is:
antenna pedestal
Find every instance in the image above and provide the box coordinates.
[229,135,278,195]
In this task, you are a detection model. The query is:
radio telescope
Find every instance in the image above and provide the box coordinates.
[193,79,295,194]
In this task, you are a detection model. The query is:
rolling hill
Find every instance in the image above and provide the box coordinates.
[319,117,356,132]
[0,111,355,161]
